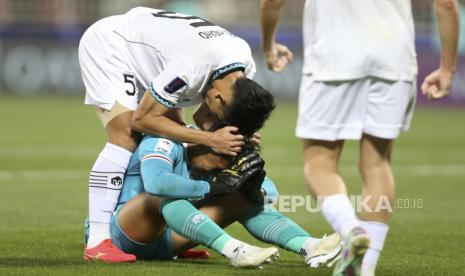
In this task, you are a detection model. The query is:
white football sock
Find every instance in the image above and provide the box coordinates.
[361,221,389,273]
[221,238,245,259]
[321,194,361,239]
[87,143,132,248]
[88,222,110,248]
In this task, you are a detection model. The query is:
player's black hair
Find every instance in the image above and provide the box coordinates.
[224,78,275,136]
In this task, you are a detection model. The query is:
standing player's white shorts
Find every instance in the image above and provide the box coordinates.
[78,16,140,112]
[296,75,416,141]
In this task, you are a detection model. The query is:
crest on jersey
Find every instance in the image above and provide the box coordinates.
[164,77,187,94]
[191,214,205,224]
[155,139,174,155]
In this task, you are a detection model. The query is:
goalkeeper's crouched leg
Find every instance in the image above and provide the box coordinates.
[110,193,176,260]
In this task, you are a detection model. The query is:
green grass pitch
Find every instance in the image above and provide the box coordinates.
[0,96,464,275]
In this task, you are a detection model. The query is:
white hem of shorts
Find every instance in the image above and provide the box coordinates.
[84,98,136,112]
[84,99,115,111]
[296,122,411,141]
[295,120,363,141]
[363,123,410,140]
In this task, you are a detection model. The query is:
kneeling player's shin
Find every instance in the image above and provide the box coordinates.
[161,199,234,254]
[239,206,311,253]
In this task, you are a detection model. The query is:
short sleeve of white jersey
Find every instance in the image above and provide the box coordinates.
[244,57,256,79]
[148,56,196,108]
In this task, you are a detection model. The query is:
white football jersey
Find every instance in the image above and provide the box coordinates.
[302,0,417,81]
[108,7,256,108]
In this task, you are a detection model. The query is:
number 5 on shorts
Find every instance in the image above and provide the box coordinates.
[124,74,136,96]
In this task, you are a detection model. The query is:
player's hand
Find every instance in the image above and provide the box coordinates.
[264,43,293,72]
[250,132,261,146]
[421,68,454,101]
[208,126,244,156]
[207,151,265,196]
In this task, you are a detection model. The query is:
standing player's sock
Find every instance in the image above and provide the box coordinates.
[239,206,313,254]
[87,143,132,248]
[321,193,361,238]
[161,199,238,254]
[361,221,389,275]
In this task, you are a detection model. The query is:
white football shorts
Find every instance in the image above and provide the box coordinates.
[78,17,140,111]
[296,75,416,141]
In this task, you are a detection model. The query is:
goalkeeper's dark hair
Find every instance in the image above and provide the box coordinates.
[224,78,275,136]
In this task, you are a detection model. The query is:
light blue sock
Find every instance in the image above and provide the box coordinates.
[240,206,311,254]
[210,233,232,252]
[285,236,310,253]
[161,199,230,252]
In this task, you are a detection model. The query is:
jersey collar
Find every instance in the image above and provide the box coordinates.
[210,62,245,82]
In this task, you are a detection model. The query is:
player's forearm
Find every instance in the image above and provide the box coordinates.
[133,92,215,147]
[132,108,212,147]
[260,0,284,52]
[141,161,210,198]
[434,0,460,72]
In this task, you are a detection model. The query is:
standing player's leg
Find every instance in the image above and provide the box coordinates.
[297,76,372,275]
[84,106,139,261]
[358,134,393,276]
[303,140,364,238]
[358,78,416,276]
[79,20,140,262]
[302,139,370,273]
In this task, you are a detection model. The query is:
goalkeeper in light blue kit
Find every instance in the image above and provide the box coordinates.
[93,127,342,268]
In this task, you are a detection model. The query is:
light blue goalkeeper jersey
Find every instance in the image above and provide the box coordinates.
[116,135,279,211]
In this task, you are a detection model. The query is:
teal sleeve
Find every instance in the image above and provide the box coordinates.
[140,159,210,198]
[138,136,210,198]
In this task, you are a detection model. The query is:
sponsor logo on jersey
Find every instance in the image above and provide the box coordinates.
[155,139,174,155]
[164,77,186,94]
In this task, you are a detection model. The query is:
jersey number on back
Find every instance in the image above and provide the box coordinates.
[152,11,216,28]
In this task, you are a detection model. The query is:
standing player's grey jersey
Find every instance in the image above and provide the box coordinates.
[109,7,256,108]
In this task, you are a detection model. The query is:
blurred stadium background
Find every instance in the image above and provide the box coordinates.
[0,1,464,275]
[0,0,464,102]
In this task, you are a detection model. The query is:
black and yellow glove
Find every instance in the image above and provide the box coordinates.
[207,151,265,196]
[239,169,267,203]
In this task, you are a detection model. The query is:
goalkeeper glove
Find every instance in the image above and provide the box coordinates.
[207,151,264,196]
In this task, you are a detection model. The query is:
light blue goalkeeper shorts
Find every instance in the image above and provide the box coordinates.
[109,207,174,260]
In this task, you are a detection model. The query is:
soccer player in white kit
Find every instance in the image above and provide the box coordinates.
[79,7,274,262]
[260,0,459,275]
